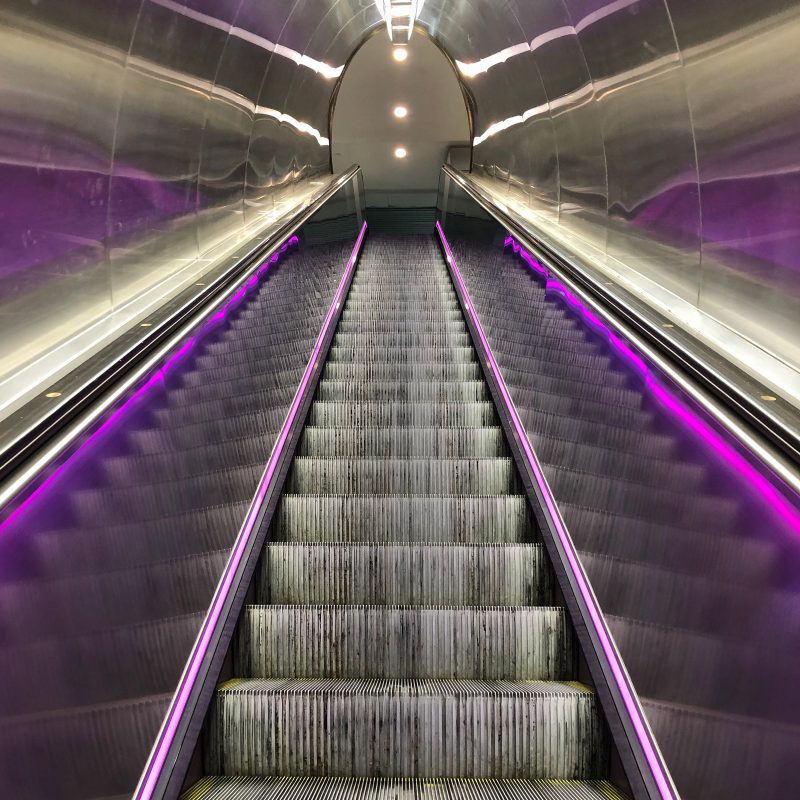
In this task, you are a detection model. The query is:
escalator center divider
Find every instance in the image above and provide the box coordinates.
[435,221,677,800]
[135,221,369,800]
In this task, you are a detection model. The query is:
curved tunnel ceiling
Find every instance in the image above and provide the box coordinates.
[331,29,471,207]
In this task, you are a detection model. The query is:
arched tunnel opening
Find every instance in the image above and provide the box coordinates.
[0,3,799,800]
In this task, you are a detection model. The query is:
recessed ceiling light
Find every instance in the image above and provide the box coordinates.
[393,105,408,119]
[761,394,778,402]
[394,147,408,158]
[45,391,62,399]
[393,47,408,62]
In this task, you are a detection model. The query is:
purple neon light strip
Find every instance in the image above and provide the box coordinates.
[135,221,367,800]
[436,221,676,800]
[544,277,800,533]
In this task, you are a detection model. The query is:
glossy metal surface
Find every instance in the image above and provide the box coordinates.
[419,0,800,394]
[0,0,382,419]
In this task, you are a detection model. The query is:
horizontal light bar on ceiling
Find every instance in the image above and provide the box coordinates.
[376,0,423,43]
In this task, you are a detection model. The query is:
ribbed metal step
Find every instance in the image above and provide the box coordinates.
[183,776,627,800]
[285,457,520,495]
[236,605,573,680]
[260,543,551,605]
[273,495,534,543]
[298,427,507,458]
[204,678,604,779]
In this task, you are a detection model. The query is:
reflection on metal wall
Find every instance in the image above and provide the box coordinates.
[421,0,800,385]
[0,0,381,416]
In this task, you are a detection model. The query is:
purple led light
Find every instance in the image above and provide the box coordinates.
[507,236,548,276]
[436,220,677,800]
[135,220,367,800]
[545,278,800,533]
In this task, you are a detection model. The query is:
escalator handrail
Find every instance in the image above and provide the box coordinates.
[436,220,679,800]
[0,166,363,515]
[439,164,800,501]
[134,220,368,800]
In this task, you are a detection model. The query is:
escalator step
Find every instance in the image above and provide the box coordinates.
[261,543,550,606]
[203,678,604,779]
[236,605,572,680]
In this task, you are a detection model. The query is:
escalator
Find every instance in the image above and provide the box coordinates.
[183,234,623,800]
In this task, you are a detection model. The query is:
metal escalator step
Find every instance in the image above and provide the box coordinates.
[333,332,472,347]
[0,612,204,715]
[236,605,573,680]
[203,678,604,779]
[183,776,627,800]
[561,504,776,583]
[70,464,261,522]
[323,362,482,381]
[545,465,737,528]
[103,438,274,485]
[607,614,800,723]
[0,693,171,800]
[580,550,800,641]
[175,364,303,391]
[510,382,643,410]
[307,402,496,428]
[316,380,489,402]
[273,495,534,543]
[298,427,507,458]
[150,387,298,427]
[520,410,675,455]
[129,408,287,453]
[537,443,706,492]
[286,457,520,496]
[261,543,550,605]
[327,346,477,363]
[32,502,248,574]
[337,319,467,333]
[0,549,228,640]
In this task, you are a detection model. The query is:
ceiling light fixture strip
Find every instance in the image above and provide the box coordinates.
[134,220,368,800]
[435,220,678,800]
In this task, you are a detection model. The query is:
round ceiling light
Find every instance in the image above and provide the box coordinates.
[392,47,408,62]
[394,146,408,159]
[393,105,408,119]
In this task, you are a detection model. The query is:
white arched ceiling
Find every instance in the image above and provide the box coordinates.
[331,31,471,207]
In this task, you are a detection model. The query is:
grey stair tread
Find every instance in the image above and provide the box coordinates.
[307,401,497,427]
[261,543,551,605]
[0,692,171,799]
[580,550,800,641]
[298,426,508,458]
[286,457,520,495]
[236,605,573,680]
[323,362,482,380]
[562,504,777,585]
[0,549,227,640]
[607,614,800,722]
[0,612,203,715]
[204,679,603,779]
[273,494,534,543]
[545,465,735,527]
[316,380,489,401]
[641,696,800,800]
[183,776,627,800]
[32,502,247,574]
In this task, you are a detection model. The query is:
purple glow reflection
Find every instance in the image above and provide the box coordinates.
[507,236,548,276]
[437,220,677,800]
[0,235,301,534]
[543,278,800,534]
[134,220,368,800]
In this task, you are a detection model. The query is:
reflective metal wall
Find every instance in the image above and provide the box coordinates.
[0,0,382,417]
[420,0,800,390]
